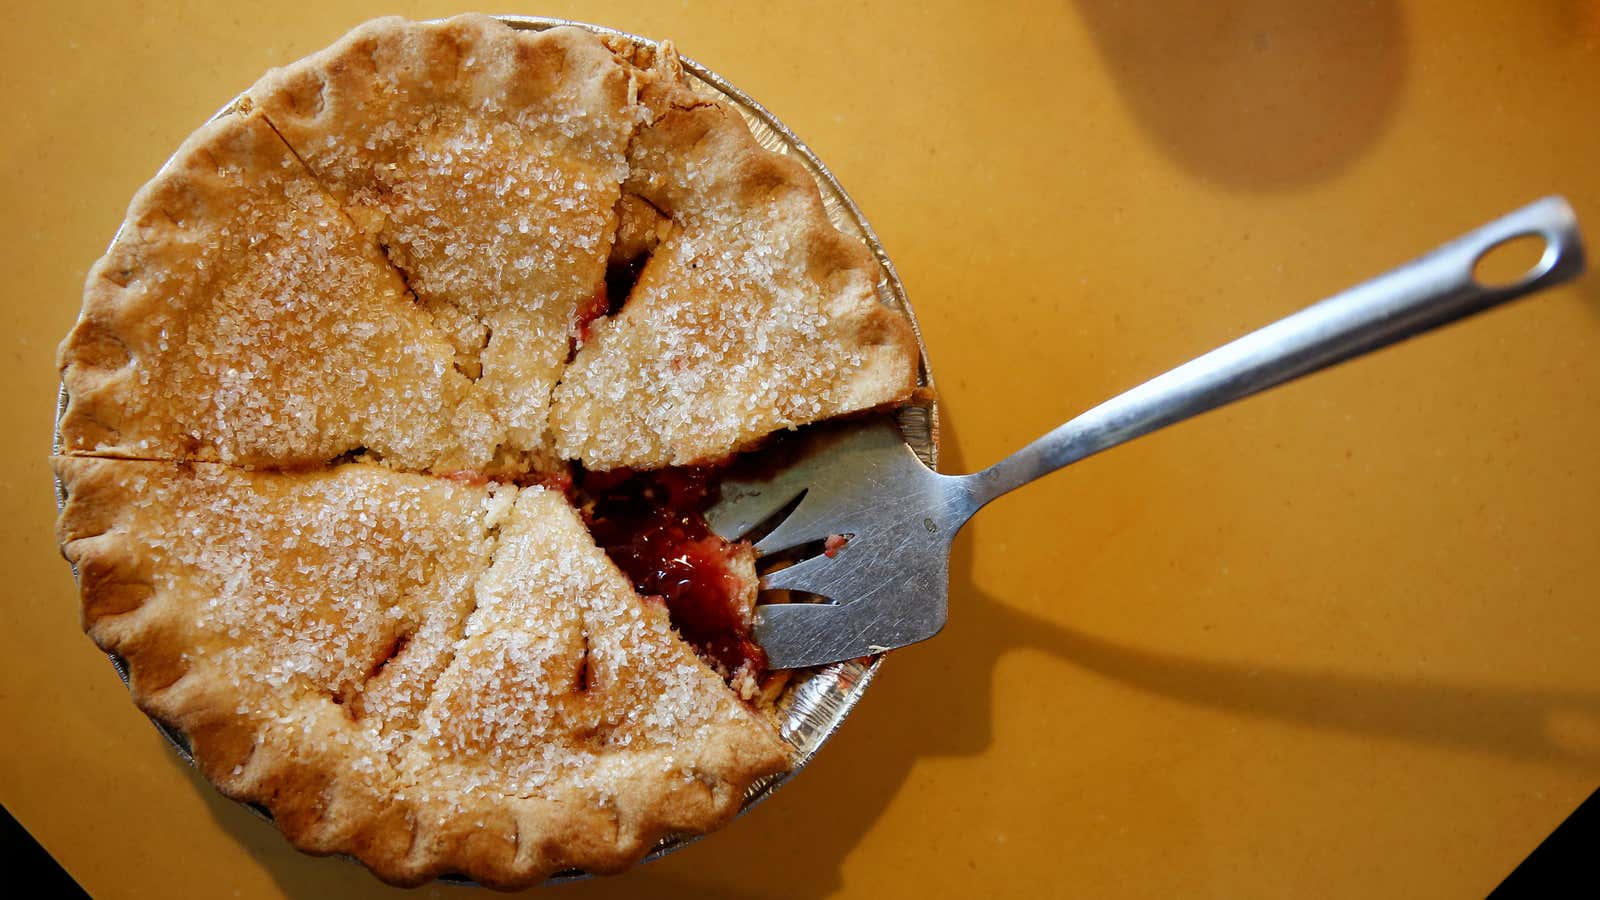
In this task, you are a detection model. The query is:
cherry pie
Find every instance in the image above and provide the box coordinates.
[54,14,916,888]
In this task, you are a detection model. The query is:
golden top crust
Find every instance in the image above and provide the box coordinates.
[551,49,920,469]
[54,458,787,888]
[395,487,788,882]
[55,13,920,888]
[249,18,640,459]
[56,108,496,471]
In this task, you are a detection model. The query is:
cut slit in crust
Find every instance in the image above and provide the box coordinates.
[247,17,639,464]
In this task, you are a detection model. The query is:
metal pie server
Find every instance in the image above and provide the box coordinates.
[706,197,1586,669]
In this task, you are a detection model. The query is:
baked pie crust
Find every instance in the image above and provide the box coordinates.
[55,106,487,471]
[553,45,920,469]
[54,14,917,888]
[249,17,641,469]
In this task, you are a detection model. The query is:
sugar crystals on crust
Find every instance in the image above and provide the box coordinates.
[250,17,641,471]
[551,48,920,469]
[57,108,496,471]
[54,458,787,888]
[394,487,788,885]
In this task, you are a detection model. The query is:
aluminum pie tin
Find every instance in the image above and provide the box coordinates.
[52,14,940,886]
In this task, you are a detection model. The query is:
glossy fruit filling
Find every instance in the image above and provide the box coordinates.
[578,465,768,681]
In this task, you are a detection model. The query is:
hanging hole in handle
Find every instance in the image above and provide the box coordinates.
[1472,231,1552,288]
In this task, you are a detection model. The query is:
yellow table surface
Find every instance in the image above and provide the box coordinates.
[4,1,1597,897]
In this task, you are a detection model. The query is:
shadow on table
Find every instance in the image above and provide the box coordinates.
[173,422,1600,900]
[1574,264,1600,321]
[1069,0,1407,192]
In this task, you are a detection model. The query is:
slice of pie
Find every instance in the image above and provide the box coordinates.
[393,485,787,884]
[552,48,920,469]
[55,13,920,889]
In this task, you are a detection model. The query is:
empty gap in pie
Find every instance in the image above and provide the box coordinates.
[53,448,202,466]
[571,257,647,357]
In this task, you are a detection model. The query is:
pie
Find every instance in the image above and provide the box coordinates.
[53,14,918,890]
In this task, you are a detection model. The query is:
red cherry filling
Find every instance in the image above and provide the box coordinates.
[572,286,611,347]
[574,255,652,348]
[579,465,767,681]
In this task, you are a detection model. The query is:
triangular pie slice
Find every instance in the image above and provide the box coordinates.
[53,457,499,854]
[249,17,642,472]
[57,107,497,472]
[394,486,788,886]
[550,49,920,469]
[53,456,788,888]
